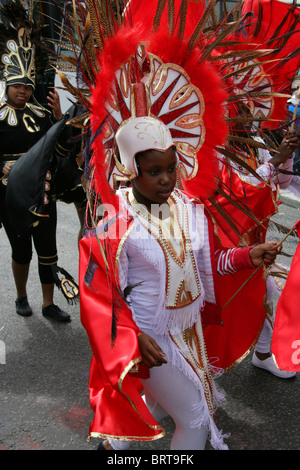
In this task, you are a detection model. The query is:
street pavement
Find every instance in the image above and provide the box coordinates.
[0,195,299,452]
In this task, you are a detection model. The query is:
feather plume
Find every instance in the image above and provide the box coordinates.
[217,184,268,227]
[87,0,104,50]
[54,68,83,102]
[147,26,228,198]
[90,26,144,204]
[207,196,245,240]
[226,135,272,151]
[199,13,254,64]
[177,0,187,39]
[167,0,175,35]
[153,0,167,31]
[253,0,263,38]
[187,0,218,52]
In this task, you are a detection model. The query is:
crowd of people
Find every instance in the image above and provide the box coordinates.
[1,0,300,452]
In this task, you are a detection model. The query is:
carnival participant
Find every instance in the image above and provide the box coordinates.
[213,100,299,378]
[0,1,75,321]
[227,102,298,189]
[59,0,292,450]
[79,116,280,451]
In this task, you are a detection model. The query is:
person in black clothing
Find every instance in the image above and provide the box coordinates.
[0,3,72,322]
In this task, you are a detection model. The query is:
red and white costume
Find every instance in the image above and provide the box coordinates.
[73,0,283,450]
[79,187,263,449]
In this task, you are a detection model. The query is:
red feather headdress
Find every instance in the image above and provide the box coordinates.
[89,24,228,205]
[82,0,232,210]
[54,0,300,214]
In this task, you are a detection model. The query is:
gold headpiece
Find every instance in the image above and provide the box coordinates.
[2,27,36,88]
[0,0,48,92]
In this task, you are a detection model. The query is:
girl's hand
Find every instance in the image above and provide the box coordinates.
[275,130,299,164]
[249,241,281,267]
[138,332,168,368]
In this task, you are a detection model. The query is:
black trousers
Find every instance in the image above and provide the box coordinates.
[0,188,58,284]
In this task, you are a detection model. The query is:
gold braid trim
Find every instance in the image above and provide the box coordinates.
[187,0,218,52]
[87,357,165,442]
[118,358,164,432]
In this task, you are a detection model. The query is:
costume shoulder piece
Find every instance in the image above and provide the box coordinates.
[0,102,48,127]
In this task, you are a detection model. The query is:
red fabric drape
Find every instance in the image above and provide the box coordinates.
[271,221,300,372]
[202,164,277,370]
[203,188,269,371]
[79,221,164,440]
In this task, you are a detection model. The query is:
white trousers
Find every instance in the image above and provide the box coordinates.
[255,320,272,353]
[255,287,274,354]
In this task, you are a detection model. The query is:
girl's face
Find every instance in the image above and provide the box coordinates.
[131,146,177,210]
[6,84,32,108]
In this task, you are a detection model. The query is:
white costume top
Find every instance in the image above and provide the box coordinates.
[118,187,245,335]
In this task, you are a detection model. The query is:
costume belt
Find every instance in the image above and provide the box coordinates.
[0,153,23,186]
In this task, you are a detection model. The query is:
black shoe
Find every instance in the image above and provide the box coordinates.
[97,441,106,450]
[15,297,33,317]
[42,304,71,323]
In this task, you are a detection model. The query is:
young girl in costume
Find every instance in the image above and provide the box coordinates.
[79,116,280,450]
[62,0,287,451]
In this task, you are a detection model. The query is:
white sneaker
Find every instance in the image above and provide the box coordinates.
[252,352,296,379]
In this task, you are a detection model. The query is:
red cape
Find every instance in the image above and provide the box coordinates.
[79,216,164,441]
